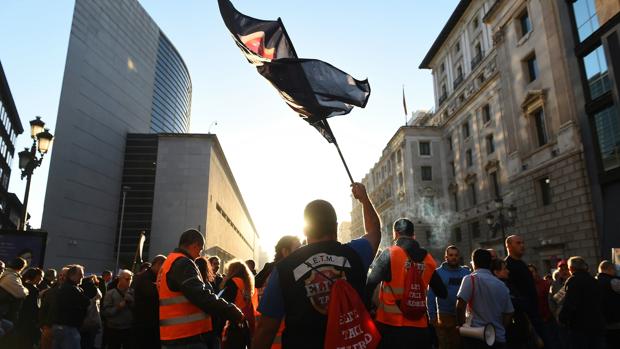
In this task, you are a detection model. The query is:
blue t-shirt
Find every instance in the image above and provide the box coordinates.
[258,238,374,319]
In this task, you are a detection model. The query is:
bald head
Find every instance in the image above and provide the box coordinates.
[506,235,525,259]
[117,269,133,291]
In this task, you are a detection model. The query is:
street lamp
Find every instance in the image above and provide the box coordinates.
[18,116,54,230]
[486,197,517,255]
[114,185,131,273]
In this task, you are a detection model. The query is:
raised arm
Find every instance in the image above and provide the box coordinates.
[351,182,381,255]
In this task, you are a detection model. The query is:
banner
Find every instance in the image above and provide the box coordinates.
[0,230,47,268]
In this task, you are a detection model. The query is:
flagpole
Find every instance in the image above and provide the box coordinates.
[323,119,354,184]
[334,142,354,184]
[402,84,408,126]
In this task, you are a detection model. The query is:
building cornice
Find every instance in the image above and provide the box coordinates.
[482,0,502,24]
[419,0,473,69]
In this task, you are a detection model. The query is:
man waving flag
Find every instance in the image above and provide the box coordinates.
[217,0,370,146]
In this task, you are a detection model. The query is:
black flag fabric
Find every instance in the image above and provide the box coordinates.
[218,0,370,143]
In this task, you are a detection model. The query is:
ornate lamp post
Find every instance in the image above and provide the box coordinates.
[18,116,54,230]
[486,198,517,255]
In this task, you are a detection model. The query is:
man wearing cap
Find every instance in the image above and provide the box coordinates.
[253,183,381,349]
[366,218,447,349]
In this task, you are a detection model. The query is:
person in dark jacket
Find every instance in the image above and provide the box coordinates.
[79,275,102,349]
[13,268,44,349]
[39,269,57,292]
[51,264,90,349]
[255,236,302,292]
[208,256,224,293]
[132,254,166,349]
[505,235,547,347]
[596,260,620,348]
[558,256,605,349]
[159,229,243,349]
[39,266,68,349]
[99,270,112,300]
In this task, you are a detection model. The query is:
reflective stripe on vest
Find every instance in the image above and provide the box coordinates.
[375,245,437,327]
[271,320,285,349]
[158,252,213,340]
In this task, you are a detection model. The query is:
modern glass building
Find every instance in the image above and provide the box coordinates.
[0,61,24,229]
[42,0,192,270]
[151,34,192,134]
[563,0,620,258]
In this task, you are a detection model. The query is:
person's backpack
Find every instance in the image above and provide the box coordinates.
[398,254,427,320]
[324,279,381,349]
[303,261,381,349]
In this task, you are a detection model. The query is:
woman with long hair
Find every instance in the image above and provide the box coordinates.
[195,256,216,286]
[196,256,223,349]
[220,260,256,335]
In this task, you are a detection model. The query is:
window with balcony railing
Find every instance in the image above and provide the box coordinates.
[453,74,464,89]
[471,44,483,70]
[439,93,448,106]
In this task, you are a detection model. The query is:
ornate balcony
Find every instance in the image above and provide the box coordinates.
[453,75,464,89]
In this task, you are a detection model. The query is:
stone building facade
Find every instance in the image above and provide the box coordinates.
[351,118,448,258]
[483,0,600,268]
[353,0,608,270]
[418,0,514,261]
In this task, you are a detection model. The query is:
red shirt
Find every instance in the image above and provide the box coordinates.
[534,278,552,321]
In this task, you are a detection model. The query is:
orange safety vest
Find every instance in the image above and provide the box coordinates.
[232,277,257,334]
[158,252,213,341]
[232,277,255,317]
[375,245,437,327]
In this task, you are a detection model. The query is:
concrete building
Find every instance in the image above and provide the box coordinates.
[355,0,610,270]
[0,61,25,229]
[42,0,194,270]
[120,133,259,267]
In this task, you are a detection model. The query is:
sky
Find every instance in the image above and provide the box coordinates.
[0,0,459,255]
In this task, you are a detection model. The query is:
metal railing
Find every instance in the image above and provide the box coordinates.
[453,75,464,89]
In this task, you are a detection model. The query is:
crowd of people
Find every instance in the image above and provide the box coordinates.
[0,182,618,349]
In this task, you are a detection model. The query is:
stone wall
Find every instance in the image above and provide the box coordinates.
[510,150,599,269]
